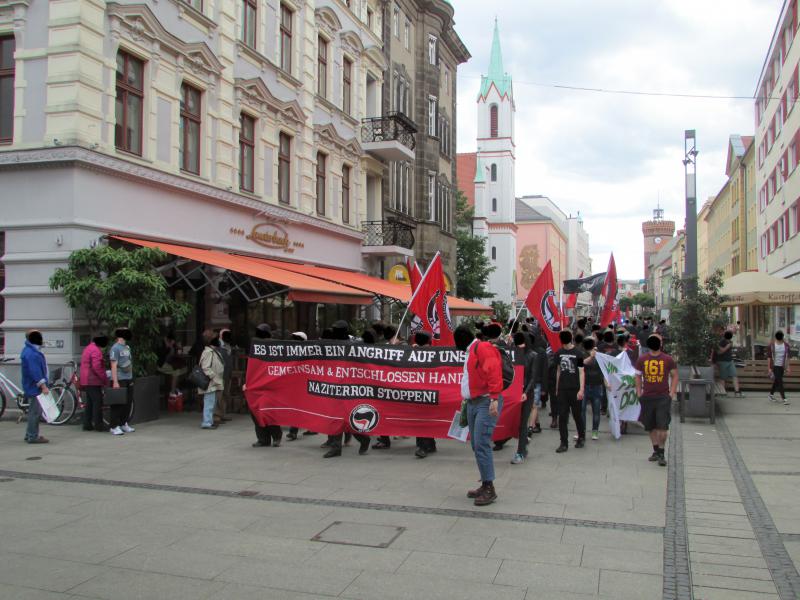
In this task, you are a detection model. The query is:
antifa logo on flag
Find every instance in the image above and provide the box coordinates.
[540,290,562,334]
[426,290,442,339]
[349,404,379,433]
[442,295,453,333]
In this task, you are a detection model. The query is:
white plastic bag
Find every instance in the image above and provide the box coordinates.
[37,392,60,423]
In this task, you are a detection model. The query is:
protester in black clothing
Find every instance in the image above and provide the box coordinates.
[247,324,281,447]
[554,330,585,453]
[413,331,438,459]
[597,330,616,354]
[546,347,559,428]
[324,320,370,458]
[511,332,540,464]
[581,338,604,440]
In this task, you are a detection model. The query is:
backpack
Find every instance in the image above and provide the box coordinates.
[487,341,515,391]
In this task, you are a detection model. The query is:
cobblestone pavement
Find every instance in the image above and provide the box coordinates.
[0,391,796,599]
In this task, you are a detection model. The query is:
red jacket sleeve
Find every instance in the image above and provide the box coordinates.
[476,342,503,398]
[92,346,108,386]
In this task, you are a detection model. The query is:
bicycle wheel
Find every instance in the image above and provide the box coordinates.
[49,384,77,426]
[0,388,6,419]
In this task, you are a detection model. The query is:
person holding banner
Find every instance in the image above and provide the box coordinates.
[456,324,504,506]
[634,334,678,467]
[20,330,50,444]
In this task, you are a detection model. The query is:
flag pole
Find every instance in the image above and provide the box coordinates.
[392,251,440,343]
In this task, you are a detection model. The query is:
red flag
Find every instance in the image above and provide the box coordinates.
[406,258,423,292]
[600,254,618,327]
[524,260,562,351]
[565,271,583,310]
[408,253,455,346]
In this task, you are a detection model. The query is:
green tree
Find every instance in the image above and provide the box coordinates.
[669,270,728,366]
[50,245,191,376]
[455,191,495,300]
[619,296,634,312]
[631,292,655,309]
[490,301,511,324]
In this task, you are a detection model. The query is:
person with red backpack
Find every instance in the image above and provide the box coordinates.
[767,330,791,406]
[455,322,504,507]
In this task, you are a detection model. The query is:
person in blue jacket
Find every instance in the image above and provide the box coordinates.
[20,330,50,444]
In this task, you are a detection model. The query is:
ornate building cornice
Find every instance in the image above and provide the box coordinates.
[0,146,364,241]
[313,123,363,162]
[234,77,307,128]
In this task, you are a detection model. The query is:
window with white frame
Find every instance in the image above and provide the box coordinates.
[428,173,436,221]
[280,3,293,73]
[404,20,410,50]
[393,5,400,37]
[317,37,328,98]
[428,35,437,65]
[428,96,437,136]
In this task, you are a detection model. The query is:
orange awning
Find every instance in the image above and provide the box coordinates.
[246,257,492,315]
[114,236,373,305]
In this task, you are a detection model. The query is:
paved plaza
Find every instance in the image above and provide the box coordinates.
[0,393,798,599]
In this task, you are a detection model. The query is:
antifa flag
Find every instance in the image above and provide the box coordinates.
[408,253,455,346]
[600,254,618,327]
[525,260,562,351]
[565,271,583,310]
[245,340,522,439]
[406,258,425,334]
[563,272,606,296]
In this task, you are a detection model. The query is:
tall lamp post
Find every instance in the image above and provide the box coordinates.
[682,130,698,290]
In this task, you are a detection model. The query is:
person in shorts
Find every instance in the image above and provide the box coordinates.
[635,334,678,466]
[714,330,741,397]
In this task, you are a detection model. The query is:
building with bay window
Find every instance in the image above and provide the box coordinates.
[0,0,482,361]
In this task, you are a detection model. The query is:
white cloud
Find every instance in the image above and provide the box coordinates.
[455,0,780,280]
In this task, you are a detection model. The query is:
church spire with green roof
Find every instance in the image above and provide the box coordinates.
[479,19,512,99]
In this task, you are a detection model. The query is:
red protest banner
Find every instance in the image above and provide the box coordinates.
[245,340,522,440]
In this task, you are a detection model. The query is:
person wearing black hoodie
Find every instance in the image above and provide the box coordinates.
[511,332,540,464]
[248,323,282,447]
[323,321,371,458]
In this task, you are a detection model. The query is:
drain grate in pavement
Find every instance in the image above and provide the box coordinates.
[237,490,259,497]
[312,521,405,549]
[25,457,41,461]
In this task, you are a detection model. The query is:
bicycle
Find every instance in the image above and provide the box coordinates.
[0,358,78,425]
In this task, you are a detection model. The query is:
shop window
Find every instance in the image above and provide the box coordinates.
[278,132,291,205]
[179,83,201,174]
[317,37,328,98]
[342,57,352,115]
[280,3,293,73]
[342,165,351,224]
[115,50,144,155]
[239,114,255,193]
[315,152,326,215]
[240,0,257,48]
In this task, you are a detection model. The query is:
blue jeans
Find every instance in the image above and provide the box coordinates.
[583,384,603,432]
[201,391,217,427]
[467,395,503,482]
[25,395,41,441]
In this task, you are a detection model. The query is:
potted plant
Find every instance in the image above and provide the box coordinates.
[50,244,190,422]
[669,270,728,421]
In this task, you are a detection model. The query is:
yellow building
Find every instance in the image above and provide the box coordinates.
[697,197,713,283]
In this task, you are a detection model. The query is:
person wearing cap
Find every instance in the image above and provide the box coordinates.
[80,334,109,432]
[20,330,50,444]
[457,322,504,506]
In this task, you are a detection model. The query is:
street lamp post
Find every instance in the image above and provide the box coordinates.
[683,130,698,289]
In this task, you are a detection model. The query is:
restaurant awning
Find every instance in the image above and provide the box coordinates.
[114,236,373,305]
[248,257,493,315]
[720,271,800,306]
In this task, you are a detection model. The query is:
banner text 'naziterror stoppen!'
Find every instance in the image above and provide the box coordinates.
[245,341,523,439]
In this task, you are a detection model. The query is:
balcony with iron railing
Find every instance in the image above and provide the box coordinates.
[361,112,417,162]
[361,220,415,257]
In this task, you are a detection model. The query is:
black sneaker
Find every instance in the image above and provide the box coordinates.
[575,439,585,449]
[532,424,542,433]
[415,447,428,459]
[648,451,660,462]
[359,438,370,455]
[323,448,342,458]
[556,444,568,453]
[658,454,667,467]
[286,432,298,441]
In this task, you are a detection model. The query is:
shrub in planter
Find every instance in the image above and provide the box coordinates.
[669,270,728,369]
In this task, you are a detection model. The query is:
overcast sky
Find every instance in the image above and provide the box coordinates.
[454,0,780,281]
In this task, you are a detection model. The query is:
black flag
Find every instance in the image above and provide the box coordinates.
[562,272,606,295]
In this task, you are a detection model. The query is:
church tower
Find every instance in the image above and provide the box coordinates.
[473,20,517,307]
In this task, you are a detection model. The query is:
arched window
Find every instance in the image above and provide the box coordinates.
[491,164,497,181]
[490,104,498,138]
[492,197,497,212]
[491,246,497,260]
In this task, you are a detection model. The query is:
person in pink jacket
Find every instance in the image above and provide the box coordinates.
[80,335,109,431]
